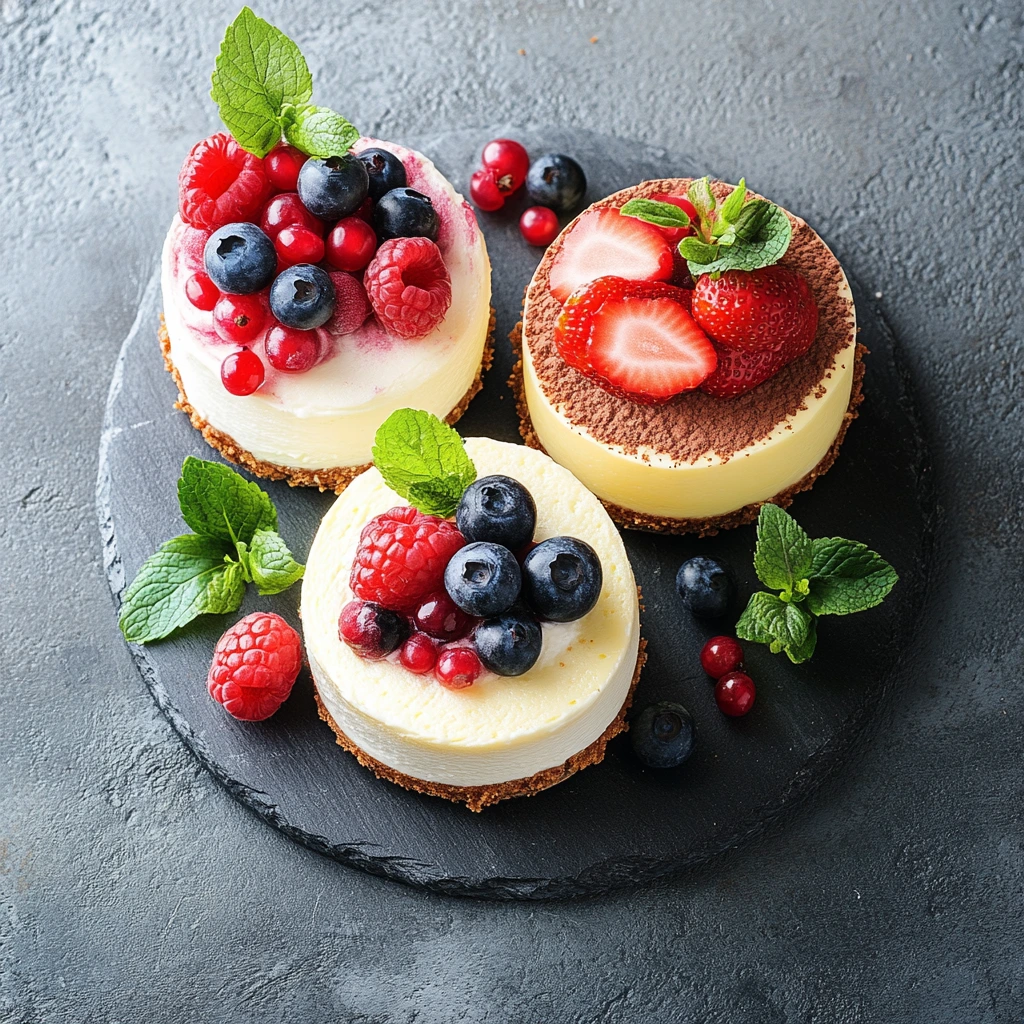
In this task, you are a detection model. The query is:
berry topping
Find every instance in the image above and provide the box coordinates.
[350,506,466,613]
[647,192,698,244]
[259,192,324,240]
[357,147,408,201]
[364,237,452,339]
[556,277,717,403]
[265,324,319,373]
[399,632,438,675]
[700,636,744,679]
[525,153,587,215]
[413,591,474,642]
[338,599,410,660]
[204,222,277,295]
[474,609,543,677]
[274,225,325,267]
[630,702,697,768]
[269,264,336,330]
[676,556,735,618]
[185,271,219,311]
[373,187,441,243]
[481,138,530,195]
[220,348,265,396]
[693,265,818,355]
[297,154,370,220]
[324,271,371,336]
[456,475,536,551]
[520,206,560,247]
[698,341,797,399]
[435,645,482,690]
[443,542,522,619]
[715,671,756,717]
[469,169,505,212]
[265,143,308,191]
[207,611,302,721]
[521,537,602,623]
[178,132,271,231]
[548,208,673,303]
[213,293,266,344]
[325,216,377,272]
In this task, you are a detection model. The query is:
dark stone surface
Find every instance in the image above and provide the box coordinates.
[2,0,1021,1019]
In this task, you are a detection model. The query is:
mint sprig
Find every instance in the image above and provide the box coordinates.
[372,409,477,518]
[735,505,897,664]
[119,458,304,643]
[210,7,359,159]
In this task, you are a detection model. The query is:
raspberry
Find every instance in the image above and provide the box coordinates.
[364,237,452,339]
[350,506,465,613]
[325,271,371,336]
[207,612,302,721]
[178,132,271,231]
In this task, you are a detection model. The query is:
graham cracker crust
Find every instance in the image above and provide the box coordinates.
[158,307,496,493]
[314,637,647,812]
[509,321,867,537]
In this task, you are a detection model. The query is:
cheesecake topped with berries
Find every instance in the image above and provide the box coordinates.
[513,177,862,534]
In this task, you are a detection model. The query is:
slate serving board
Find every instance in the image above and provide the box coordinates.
[97,130,934,900]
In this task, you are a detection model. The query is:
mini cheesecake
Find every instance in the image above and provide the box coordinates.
[302,438,645,811]
[512,178,863,535]
[162,138,493,492]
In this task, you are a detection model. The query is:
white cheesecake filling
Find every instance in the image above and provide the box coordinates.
[302,438,641,788]
[161,139,492,472]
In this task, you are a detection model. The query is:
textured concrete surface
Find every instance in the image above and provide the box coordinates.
[1,0,1021,1021]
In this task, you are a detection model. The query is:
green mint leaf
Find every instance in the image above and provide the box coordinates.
[177,457,277,547]
[730,199,774,243]
[118,535,244,643]
[619,198,691,229]
[805,537,898,616]
[785,616,818,663]
[686,176,716,225]
[753,504,813,592]
[210,7,313,157]
[717,179,747,226]
[247,528,305,596]
[736,591,814,661]
[678,236,720,265]
[372,409,477,518]
[283,105,360,159]
[686,204,792,278]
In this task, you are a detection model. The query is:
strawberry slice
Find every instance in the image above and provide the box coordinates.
[549,208,674,303]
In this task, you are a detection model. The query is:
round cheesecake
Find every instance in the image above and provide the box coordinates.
[161,138,493,492]
[513,178,863,535]
[302,438,645,811]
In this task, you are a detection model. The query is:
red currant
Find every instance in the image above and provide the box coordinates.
[259,192,323,240]
[435,645,482,689]
[469,169,505,212]
[265,324,319,373]
[213,293,266,343]
[265,144,307,192]
[519,206,559,247]
[354,196,374,223]
[481,138,530,194]
[700,636,744,679]
[326,217,377,272]
[274,225,325,266]
[220,348,265,396]
[715,671,756,717]
[338,599,410,660]
[414,591,473,642]
[400,633,438,675]
[185,271,219,311]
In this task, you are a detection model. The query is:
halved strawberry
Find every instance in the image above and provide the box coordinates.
[548,208,673,302]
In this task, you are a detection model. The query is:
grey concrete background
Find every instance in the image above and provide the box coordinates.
[1,0,1021,1021]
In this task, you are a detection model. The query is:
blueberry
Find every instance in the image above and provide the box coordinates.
[297,154,369,220]
[203,222,276,295]
[443,542,521,618]
[373,188,440,242]
[456,475,536,551]
[474,608,543,677]
[630,702,697,769]
[525,154,587,215]
[521,537,602,622]
[676,556,735,619]
[357,147,408,202]
[269,264,336,330]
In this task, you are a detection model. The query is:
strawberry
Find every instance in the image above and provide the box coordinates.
[556,277,717,404]
[648,192,698,245]
[548,208,673,303]
[699,343,796,399]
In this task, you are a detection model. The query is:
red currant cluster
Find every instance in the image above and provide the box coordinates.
[700,635,756,717]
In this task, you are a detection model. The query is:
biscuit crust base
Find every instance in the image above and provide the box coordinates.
[314,638,647,812]
[159,308,496,494]
[510,322,867,537]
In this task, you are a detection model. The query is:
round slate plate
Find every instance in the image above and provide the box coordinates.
[98,130,934,900]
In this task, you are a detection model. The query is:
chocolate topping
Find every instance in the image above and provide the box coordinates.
[522,179,857,464]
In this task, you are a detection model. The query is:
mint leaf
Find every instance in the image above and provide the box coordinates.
[785,616,818,664]
[678,237,720,264]
[806,538,898,616]
[210,7,313,157]
[736,591,814,661]
[754,504,813,593]
[283,105,360,158]
[686,204,792,277]
[372,409,476,518]
[717,179,747,227]
[687,176,716,225]
[177,457,277,547]
[619,198,691,229]
[118,535,244,643]
[247,528,305,596]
